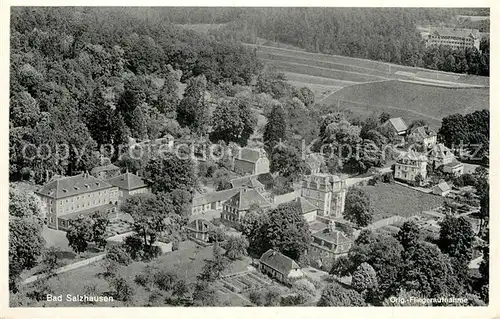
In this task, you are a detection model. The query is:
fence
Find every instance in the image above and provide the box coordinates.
[22,254,106,285]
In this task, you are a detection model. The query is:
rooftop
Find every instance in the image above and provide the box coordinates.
[408,126,437,140]
[106,172,147,191]
[185,217,215,233]
[58,203,116,221]
[433,181,451,193]
[36,173,115,199]
[312,228,351,245]
[431,27,480,39]
[228,188,272,211]
[235,147,267,163]
[386,117,408,133]
[260,249,301,275]
[192,188,240,207]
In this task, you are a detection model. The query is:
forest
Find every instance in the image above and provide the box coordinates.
[9,7,262,183]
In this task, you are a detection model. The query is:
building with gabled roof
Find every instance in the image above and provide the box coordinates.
[221,188,272,227]
[191,188,240,215]
[36,172,119,230]
[233,147,270,175]
[383,117,408,136]
[106,171,149,202]
[426,27,480,51]
[259,249,304,284]
[394,150,428,184]
[442,161,464,176]
[185,217,216,242]
[230,176,265,193]
[428,143,455,168]
[407,126,437,148]
[432,181,451,197]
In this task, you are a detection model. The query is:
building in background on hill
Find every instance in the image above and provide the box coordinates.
[91,164,121,180]
[300,173,347,218]
[233,147,270,176]
[394,150,428,184]
[425,27,481,51]
[407,126,437,148]
[259,249,304,284]
[382,117,409,136]
[106,171,149,203]
[35,172,119,231]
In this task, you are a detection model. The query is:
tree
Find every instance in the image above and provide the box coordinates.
[144,153,197,194]
[317,282,366,306]
[66,216,94,254]
[212,167,232,191]
[210,98,257,146]
[223,235,249,260]
[177,75,210,136]
[269,144,307,180]
[40,246,63,279]
[9,217,44,292]
[263,104,287,148]
[329,255,353,277]
[351,262,378,293]
[9,185,45,222]
[398,241,460,298]
[438,215,475,263]
[348,230,404,301]
[343,187,373,227]
[292,279,316,303]
[297,87,315,106]
[192,280,218,306]
[260,202,312,260]
[198,243,229,282]
[121,193,170,248]
[169,189,192,218]
[240,207,261,237]
[408,119,428,131]
[110,275,135,303]
[91,212,109,249]
[379,112,391,124]
[396,220,421,249]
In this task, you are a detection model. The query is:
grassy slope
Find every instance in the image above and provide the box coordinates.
[320,80,489,127]
[361,183,444,221]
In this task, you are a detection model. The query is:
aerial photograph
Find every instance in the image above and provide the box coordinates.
[8,7,489,307]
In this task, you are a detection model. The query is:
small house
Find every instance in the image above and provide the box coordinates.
[383,117,408,136]
[259,249,304,284]
[432,181,451,197]
[442,161,464,176]
[233,147,270,176]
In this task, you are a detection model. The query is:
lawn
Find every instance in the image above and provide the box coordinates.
[23,240,251,307]
[360,183,445,221]
[322,80,489,127]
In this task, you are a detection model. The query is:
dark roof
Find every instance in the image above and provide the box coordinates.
[235,147,267,163]
[106,172,147,191]
[227,189,272,211]
[192,188,240,207]
[429,143,453,159]
[230,176,264,189]
[386,117,408,133]
[260,249,301,275]
[312,229,351,245]
[90,164,120,174]
[36,173,114,199]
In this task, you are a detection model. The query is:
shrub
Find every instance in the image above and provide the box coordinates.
[143,245,162,261]
[382,172,394,183]
[110,276,135,303]
[147,289,164,307]
[280,294,303,306]
[106,244,132,265]
[153,270,178,291]
[123,235,144,260]
[249,290,265,306]
[134,265,157,289]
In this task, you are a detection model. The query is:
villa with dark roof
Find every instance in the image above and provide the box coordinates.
[428,143,456,168]
[308,222,353,264]
[233,147,270,176]
[259,249,304,284]
[36,172,119,230]
[106,171,149,202]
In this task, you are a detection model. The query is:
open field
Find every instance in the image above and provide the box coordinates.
[321,80,489,128]
[247,43,489,87]
[27,240,250,306]
[360,183,445,221]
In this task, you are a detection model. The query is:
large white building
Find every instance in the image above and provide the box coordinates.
[300,173,347,218]
[425,27,481,51]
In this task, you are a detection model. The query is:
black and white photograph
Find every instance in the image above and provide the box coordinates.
[4,5,493,311]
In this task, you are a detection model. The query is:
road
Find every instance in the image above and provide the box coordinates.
[344,166,392,187]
